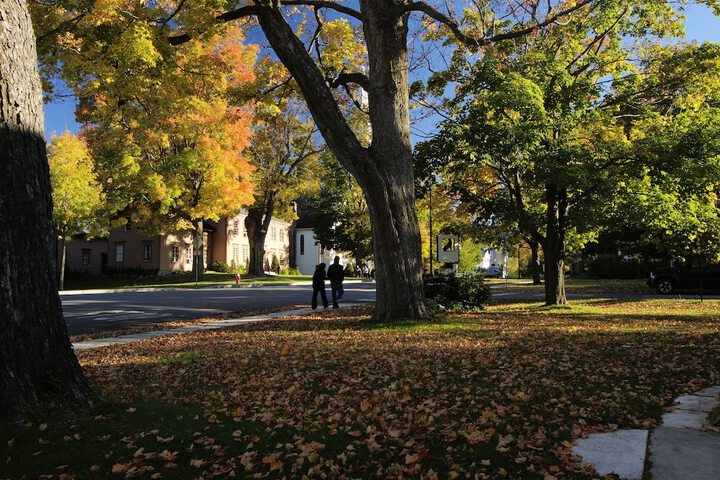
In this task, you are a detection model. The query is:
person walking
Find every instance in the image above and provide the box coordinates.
[311,263,329,309]
[327,256,345,308]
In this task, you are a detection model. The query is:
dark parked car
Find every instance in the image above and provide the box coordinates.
[648,260,720,294]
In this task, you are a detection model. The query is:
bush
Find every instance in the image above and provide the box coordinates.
[211,261,230,273]
[454,272,492,310]
[423,272,491,311]
[280,266,301,275]
[271,255,280,273]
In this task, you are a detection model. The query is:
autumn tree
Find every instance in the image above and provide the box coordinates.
[164,0,622,320]
[1,0,96,421]
[32,2,257,278]
[417,2,720,304]
[240,58,322,276]
[48,132,105,290]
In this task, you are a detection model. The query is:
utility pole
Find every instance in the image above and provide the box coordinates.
[429,182,433,276]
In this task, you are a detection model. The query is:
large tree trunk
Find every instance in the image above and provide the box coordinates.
[543,184,567,305]
[0,0,96,421]
[254,4,429,321]
[359,2,428,321]
[529,239,542,285]
[245,192,277,276]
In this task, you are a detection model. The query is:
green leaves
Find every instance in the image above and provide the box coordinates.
[48,132,106,239]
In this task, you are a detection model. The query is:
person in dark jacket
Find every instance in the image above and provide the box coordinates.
[311,263,329,309]
[326,256,345,308]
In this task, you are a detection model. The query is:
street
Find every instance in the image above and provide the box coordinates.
[61,283,719,336]
[61,283,377,335]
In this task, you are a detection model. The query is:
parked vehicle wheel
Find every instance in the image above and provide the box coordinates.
[656,279,675,294]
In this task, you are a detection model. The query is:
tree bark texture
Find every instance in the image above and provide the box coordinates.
[542,184,567,305]
[254,3,429,320]
[244,192,278,276]
[529,239,542,285]
[0,0,96,421]
[191,220,204,281]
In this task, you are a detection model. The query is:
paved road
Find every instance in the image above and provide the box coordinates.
[61,283,377,336]
[61,283,718,336]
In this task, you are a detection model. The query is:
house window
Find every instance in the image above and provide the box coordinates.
[280,229,285,242]
[81,249,91,266]
[123,219,132,231]
[185,246,192,264]
[243,246,249,263]
[232,245,239,263]
[171,245,179,263]
[300,234,305,255]
[142,242,152,262]
[115,243,124,263]
[271,227,277,241]
[232,220,239,235]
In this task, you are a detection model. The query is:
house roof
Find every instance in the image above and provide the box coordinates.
[293,199,317,229]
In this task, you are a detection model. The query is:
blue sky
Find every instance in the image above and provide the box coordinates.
[43,3,720,139]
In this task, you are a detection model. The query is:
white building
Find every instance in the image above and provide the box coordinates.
[293,206,350,275]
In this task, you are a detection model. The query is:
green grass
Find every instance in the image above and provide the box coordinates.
[487,277,653,294]
[63,271,314,291]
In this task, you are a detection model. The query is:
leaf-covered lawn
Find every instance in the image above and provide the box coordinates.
[3,300,719,479]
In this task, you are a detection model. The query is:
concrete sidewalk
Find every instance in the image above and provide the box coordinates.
[72,303,363,351]
[573,386,720,479]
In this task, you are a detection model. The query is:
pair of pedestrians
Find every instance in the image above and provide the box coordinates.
[311,256,344,309]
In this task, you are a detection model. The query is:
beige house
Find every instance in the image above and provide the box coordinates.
[61,210,291,275]
[212,212,292,271]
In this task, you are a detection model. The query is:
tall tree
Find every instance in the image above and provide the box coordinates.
[48,132,105,290]
[32,3,258,279]
[241,58,322,275]
[0,0,96,421]
[170,0,610,320]
[417,3,720,304]
[610,43,720,262]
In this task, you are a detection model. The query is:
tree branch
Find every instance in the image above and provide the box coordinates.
[168,5,261,45]
[280,0,362,20]
[403,0,595,47]
[327,72,370,91]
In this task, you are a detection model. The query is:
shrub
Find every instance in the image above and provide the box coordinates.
[280,266,301,275]
[271,255,280,273]
[423,272,491,311]
[455,272,491,310]
[211,261,230,273]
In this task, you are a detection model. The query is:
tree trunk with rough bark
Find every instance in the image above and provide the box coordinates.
[0,0,97,421]
[254,3,429,321]
[529,239,542,285]
[542,184,567,305]
[245,192,278,276]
